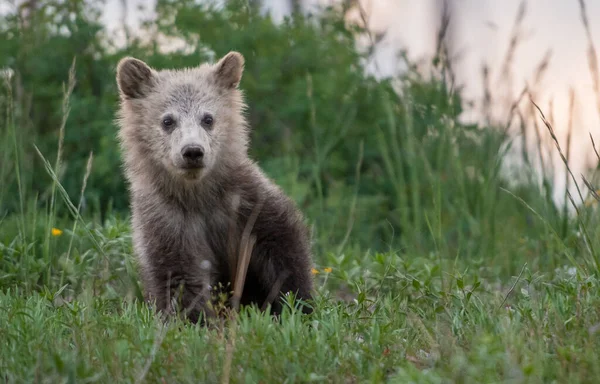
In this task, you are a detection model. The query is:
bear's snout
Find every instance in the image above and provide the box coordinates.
[181,145,205,168]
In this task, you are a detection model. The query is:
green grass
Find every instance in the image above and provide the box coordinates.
[1,232,599,383]
[1,189,600,383]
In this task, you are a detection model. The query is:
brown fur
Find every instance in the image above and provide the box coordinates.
[115,52,314,323]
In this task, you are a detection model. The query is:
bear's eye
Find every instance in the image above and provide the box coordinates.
[201,114,214,129]
[161,116,176,131]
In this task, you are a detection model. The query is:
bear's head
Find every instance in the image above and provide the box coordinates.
[116,52,248,183]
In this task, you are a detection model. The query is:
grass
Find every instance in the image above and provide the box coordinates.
[1,240,599,383]
[2,4,600,383]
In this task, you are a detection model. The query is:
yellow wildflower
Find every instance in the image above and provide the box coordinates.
[51,228,63,236]
[311,268,319,275]
[323,267,333,273]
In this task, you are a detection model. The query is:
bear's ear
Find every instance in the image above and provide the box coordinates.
[116,57,156,99]
[213,51,244,89]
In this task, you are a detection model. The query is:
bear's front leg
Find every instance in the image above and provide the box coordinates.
[141,264,216,324]
[246,247,314,316]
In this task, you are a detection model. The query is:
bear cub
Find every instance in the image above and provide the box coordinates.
[115,51,314,323]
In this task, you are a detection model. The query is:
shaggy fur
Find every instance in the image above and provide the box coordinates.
[115,52,314,323]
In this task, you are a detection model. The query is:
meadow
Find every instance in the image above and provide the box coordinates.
[1,1,600,382]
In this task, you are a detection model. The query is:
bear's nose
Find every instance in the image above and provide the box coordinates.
[181,145,204,162]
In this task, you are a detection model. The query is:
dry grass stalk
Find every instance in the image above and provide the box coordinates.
[434,0,451,59]
[577,0,600,120]
[581,176,600,202]
[562,89,576,235]
[44,58,76,258]
[532,49,552,88]
[531,111,549,179]
[514,50,551,176]
[481,63,492,126]
[531,98,585,207]
[62,151,94,285]
[336,140,364,256]
[530,97,600,272]
[434,0,457,91]
[494,0,528,124]
[590,133,600,161]
[498,0,527,83]
[577,0,600,208]
[525,87,554,188]
[221,197,264,384]
[54,58,76,188]
[230,196,263,311]
[517,111,530,167]
[503,86,528,135]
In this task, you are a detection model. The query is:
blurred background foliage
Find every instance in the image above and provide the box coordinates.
[0,0,573,277]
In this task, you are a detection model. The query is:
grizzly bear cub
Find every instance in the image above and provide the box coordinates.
[115,51,314,323]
